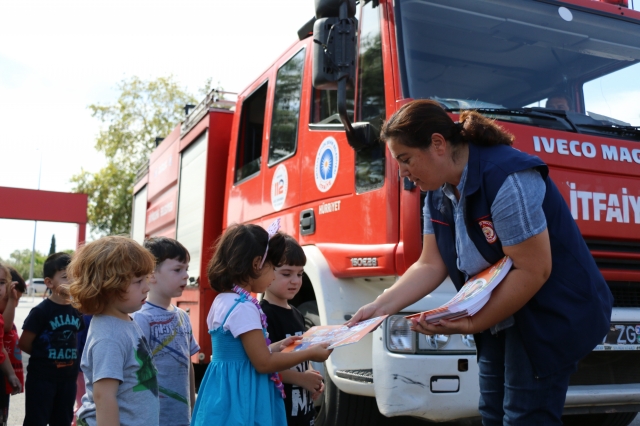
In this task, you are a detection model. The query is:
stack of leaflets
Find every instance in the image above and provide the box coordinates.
[405,256,513,324]
[282,315,388,352]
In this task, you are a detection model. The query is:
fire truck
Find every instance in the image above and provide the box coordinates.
[131,0,640,424]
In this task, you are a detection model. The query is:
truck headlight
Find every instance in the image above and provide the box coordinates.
[425,334,450,349]
[462,334,475,348]
[386,315,416,353]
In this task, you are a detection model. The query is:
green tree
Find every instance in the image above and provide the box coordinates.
[72,76,197,235]
[0,249,47,279]
[49,234,56,255]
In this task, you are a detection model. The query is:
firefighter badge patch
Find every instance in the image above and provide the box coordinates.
[479,220,497,244]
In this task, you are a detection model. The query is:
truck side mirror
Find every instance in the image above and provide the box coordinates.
[312,0,378,152]
[315,0,356,19]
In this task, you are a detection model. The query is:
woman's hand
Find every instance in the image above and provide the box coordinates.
[345,301,384,327]
[409,313,478,336]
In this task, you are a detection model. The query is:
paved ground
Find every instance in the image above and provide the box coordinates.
[6,297,640,425]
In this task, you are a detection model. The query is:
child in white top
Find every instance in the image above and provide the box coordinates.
[191,223,332,426]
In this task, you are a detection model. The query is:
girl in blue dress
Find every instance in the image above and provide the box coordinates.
[192,222,332,426]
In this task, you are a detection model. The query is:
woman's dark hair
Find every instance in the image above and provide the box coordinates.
[380,99,513,150]
[281,235,306,267]
[8,267,27,293]
[207,224,286,292]
[144,237,190,266]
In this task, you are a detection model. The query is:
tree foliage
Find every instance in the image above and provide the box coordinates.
[49,234,56,255]
[0,249,47,279]
[0,248,75,280]
[72,76,197,235]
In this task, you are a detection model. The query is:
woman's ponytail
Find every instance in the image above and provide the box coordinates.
[458,110,513,147]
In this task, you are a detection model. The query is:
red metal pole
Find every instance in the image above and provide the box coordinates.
[77,223,86,248]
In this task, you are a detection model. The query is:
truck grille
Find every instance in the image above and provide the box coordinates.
[586,239,640,272]
[336,369,374,383]
[569,352,640,386]
[585,239,640,307]
[609,281,640,308]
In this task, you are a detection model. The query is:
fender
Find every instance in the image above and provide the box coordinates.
[302,245,394,397]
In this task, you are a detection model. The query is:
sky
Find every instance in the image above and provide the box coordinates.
[2,0,640,262]
[0,0,314,261]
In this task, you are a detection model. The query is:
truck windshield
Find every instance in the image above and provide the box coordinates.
[395,0,640,138]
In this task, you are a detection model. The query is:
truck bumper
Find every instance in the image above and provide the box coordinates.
[371,327,640,422]
[565,384,640,414]
[372,327,480,422]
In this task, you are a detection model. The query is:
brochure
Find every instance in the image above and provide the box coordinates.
[281,315,388,352]
[405,256,513,324]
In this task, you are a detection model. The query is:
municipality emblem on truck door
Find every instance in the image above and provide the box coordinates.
[315,137,340,192]
[271,164,288,211]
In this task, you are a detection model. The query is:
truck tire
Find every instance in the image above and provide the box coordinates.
[315,372,389,426]
[298,300,389,426]
[562,412,637,426]
[297,300,320,331]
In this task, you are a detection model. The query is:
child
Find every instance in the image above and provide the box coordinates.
[69,236,159,426]
[132,237,199,426]
[19,252,83,426]
[260,235,323,426]
[191,223,333,426]
[73,314,92,426]
[0,267,26,425]
[0,264,21,426]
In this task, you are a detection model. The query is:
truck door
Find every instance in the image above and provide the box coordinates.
[227,80,269,224]
[262,46,306,233]
[176,130,208,284]
[299,0,394,247]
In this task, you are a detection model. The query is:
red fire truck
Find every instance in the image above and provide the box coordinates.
[132,0,640,423]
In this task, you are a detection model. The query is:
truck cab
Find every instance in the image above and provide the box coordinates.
[133,0,640,424]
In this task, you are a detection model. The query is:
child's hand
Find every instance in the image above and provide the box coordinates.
[8,282,19,302]
[7,374,21,395]
[271,335,302,353]
[299,369,324,398]
[306,343,333,362]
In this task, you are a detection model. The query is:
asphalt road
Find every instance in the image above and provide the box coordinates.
[8,297,640,426]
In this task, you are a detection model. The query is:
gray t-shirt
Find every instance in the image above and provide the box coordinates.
[76,315,159,426]
[132,302,200,426]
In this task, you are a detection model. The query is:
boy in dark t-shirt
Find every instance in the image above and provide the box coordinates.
[19,252,84,426]
[260,235,323,426]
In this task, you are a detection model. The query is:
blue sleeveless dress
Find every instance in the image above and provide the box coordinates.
[191,295,286,426]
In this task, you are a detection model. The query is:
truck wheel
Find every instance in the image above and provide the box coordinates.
[298,300,389,426]
[296,300,320,331]
[562,412,637,426]
[315,372,389,426]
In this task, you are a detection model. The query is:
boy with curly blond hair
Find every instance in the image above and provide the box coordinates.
[69,236,160,426]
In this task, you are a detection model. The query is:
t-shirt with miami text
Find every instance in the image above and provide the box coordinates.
[76,314,159,426]
[22,299,84,381]
[132,302,200,426]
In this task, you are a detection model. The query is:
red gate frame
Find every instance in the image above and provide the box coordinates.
[0,186,88,247]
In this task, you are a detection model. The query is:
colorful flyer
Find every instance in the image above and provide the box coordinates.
[282,315,388,352]
[405,256,513,324]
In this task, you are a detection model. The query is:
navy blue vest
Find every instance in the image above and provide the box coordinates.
[427,143,613,377]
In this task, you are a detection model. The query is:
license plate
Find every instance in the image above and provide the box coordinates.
[593,323,640,351]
